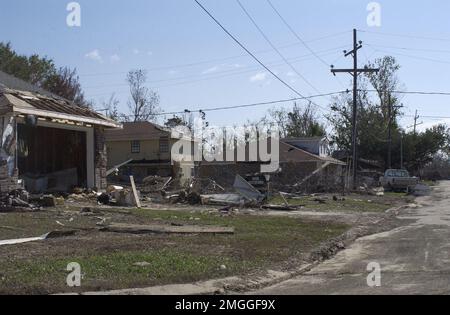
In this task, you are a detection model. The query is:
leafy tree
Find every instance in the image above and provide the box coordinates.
[269,102,326,138]
[328,56,407,168]
[0,42,55,85]
[402,124,450,173]
[43,67,91,107]
[421,153,450,180]
[0,42,91,107]
[366,56,403,121]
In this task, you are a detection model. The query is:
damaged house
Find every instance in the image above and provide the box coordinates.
[199,136,346,193]
[105,121,197,184]
[0,71,122,195]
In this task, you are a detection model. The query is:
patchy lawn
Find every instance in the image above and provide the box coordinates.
[268,192,412,213]
[0,208,349,294]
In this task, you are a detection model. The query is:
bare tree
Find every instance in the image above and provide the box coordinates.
[102,93,120,121]
[126,69,161,122]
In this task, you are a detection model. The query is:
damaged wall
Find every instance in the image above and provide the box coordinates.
[199,163,264,188]
[199,161,345,193]
[0,115,19,194]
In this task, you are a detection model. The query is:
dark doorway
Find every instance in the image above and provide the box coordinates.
[17,124,87,191]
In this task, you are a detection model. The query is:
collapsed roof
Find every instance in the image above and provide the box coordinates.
[0,70,121,128]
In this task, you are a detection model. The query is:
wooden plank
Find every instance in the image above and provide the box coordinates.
[279,192,289,207]
[129,175,141,208]
[100,223,234,235]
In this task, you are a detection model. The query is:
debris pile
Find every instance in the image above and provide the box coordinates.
[187,178,225,195]
[200,175,265,207]
[357,184,385,196]
[67,188,100,203]
[0,189,39,212]
[141,175,173,193]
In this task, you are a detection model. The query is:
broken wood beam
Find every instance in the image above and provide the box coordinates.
[100,223,234,235]
[279,192,290,207]
[129,176,141,208]
[261,204,299,211]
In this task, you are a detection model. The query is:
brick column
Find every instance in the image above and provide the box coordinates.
[94,127,108,190]
[0,115,18,196]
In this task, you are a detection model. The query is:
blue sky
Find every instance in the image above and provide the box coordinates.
[2,0,450,130]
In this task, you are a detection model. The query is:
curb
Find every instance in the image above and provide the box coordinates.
[63,204,411,295]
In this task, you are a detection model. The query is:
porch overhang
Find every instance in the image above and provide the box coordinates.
[0,92,122,129]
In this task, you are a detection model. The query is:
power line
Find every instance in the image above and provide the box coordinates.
[266,0,330,68]
[119,90,347,118]
[265,0,347,91]
[358,29,450,43]
[368,46,450,66]
[236,0,321,95]
[79,30,350,77]
[367,44,450,54]
[363,89,450,96]
[193,0,311,102]
[363,89,450,120]
[83,46,347,91]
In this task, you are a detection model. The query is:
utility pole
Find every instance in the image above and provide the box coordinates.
[386,92,403,170]
[331,29,379,189]
[413,110,420,136]
[387,93,392,169]
[400,131,404,170]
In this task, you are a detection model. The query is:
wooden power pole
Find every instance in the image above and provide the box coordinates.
[413,110,420,136]
[387,93,392,169]
[331,29,379,189]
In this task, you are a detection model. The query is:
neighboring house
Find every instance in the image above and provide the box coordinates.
[283,136,331,157]
[199,137,346,191]
[0,71,122,195]
[104,121,197,183]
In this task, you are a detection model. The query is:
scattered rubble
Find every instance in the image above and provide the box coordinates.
[142,176,173,193]
[357,184,385,196]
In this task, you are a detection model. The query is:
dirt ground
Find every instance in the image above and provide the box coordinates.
[0,191,411,295]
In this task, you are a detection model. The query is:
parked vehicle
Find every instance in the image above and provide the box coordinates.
[380,169,418,192]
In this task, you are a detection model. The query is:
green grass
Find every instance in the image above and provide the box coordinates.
[0,209,349,294]
[1,250,244,295]
[268,195,396,213]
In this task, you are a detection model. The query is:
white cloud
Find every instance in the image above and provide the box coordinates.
[202,66,220,75]
[110,54,120,63]
[250,72,267,82]
[168,70,178,76]
[85,49,103,63]
[202,63,245,75]
[147,51,153,56]
[133,49,140,55]
[286,71,298,77]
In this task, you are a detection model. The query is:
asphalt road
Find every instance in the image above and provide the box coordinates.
[254,182,450,295]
